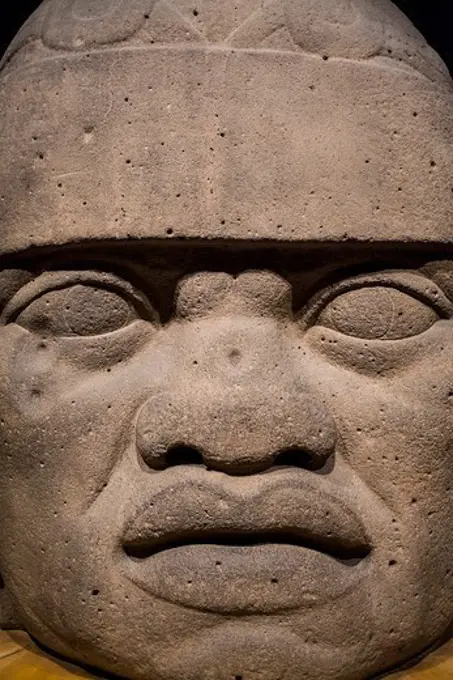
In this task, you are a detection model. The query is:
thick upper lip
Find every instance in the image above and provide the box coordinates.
[122,474,372,563]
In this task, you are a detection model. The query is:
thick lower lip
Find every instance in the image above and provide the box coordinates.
[123,531,370,614]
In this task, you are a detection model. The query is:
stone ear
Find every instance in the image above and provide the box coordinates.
[0,576,20,630]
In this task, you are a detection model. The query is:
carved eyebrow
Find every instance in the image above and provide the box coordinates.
[419,261,453,302]
[0,270,158,325]
[0,269,34,316]
[298,269,453,329]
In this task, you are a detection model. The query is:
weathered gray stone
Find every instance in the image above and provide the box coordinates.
[0,2,453,679]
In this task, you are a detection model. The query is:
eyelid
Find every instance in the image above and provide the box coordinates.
[0,270,159,326]
[299,271,453,329]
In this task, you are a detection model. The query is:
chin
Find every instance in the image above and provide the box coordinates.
[20,594,448,680]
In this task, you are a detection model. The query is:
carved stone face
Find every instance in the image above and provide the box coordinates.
[1,1,453,679]
[1,249,453,680]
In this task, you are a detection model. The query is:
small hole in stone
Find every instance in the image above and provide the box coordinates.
[166,228,174,236]
[389,560,397,567]
[193,9,199,16]
[92,589,100,596]
[274,448,315,470]
[165,445,204,467]
[228,349,241,364]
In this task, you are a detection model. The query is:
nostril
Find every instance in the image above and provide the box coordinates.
[165,445,205,468]
[274,448,319,470]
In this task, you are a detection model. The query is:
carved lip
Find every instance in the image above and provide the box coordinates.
[122,476,371,559]
[121,475,372,612]
[123,527,369,563]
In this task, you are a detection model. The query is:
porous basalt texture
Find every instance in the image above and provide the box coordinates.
[1,2,453,680]
[0,0,452,253]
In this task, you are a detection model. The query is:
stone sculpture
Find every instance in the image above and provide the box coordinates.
[0,1,453,679]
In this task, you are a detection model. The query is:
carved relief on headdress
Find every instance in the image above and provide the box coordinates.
[2,0,450,84]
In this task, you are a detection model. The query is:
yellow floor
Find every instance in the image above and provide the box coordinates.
[0,632,91,679]
[390,640,453,680]
[1,631,453,679]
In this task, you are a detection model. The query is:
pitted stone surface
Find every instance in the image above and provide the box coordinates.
[1,2,453,680]
[3,0,449,82]
[0,0,452,254]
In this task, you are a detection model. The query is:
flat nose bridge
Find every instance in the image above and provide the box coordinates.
[190,317,289,382]
[137,271,337,473]
[175,270,293,320]
[136,321,337,473]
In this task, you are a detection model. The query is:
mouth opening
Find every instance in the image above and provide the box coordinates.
[124,529,371,565]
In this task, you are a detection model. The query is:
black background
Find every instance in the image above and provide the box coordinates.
[1,2,452,72]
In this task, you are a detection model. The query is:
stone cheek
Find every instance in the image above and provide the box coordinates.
[1,1,453,680]
[0,262,453,680]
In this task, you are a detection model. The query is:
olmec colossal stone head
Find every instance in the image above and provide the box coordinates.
[0,1,453,678]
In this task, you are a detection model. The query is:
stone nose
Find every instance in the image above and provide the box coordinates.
[136,271,337,475]
[136,383,337,476]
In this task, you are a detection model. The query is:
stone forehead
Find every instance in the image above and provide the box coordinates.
[1,0,449,84]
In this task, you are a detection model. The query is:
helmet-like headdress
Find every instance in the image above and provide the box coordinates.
[3,0,449,82]
[0,0,452,253]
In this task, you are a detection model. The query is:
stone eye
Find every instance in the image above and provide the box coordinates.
[15,284,141,337]
[317,286,439,340]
